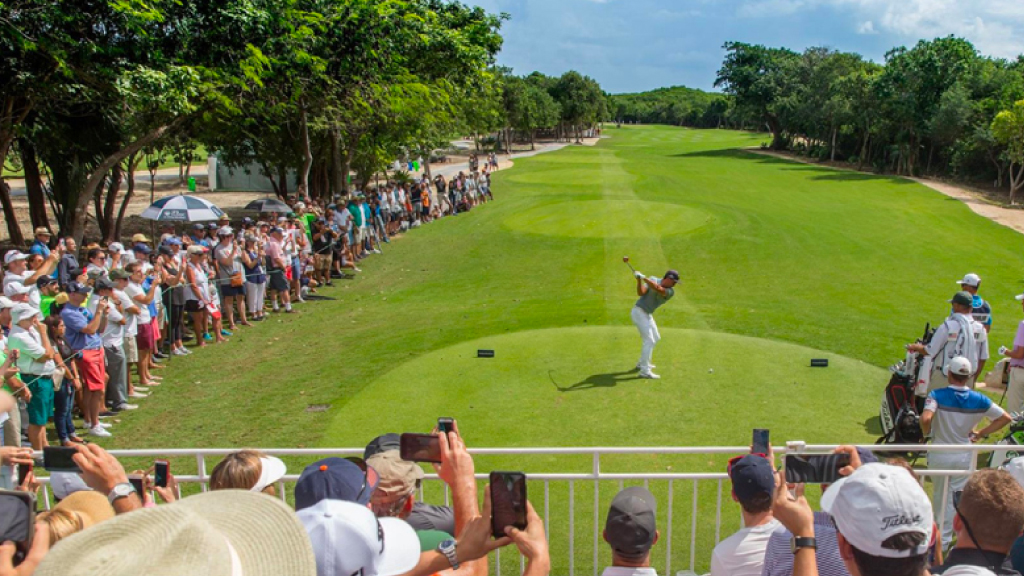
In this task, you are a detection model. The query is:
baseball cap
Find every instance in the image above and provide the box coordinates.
[95,277,116,292]
[251,456,287,493]
[242,217,254,225]
[66,281,91,295]
[33,490,317,576]
[729,454,775,504]
[218,214,230,221]
[131,233,151,243]
[11,302,40,324]
[295,457,379,511]
[950,291,973,307]
[958,273,981,287]
[366,450,424,496]
[33,227,50,236]
[192,223,205,231]
[132,243,151,255]
[187,245,207,256]
[36,276,56,288]
[157,245,173,257]
[207,222,218,230]
[364,433,401,459]
[164,236,183,246]
[270,227,284,234]
[108,242,126,254]
[604,487,657,557]
[217,226,233,237]
[664,270,681,282]
[4,282,30,297]
[1002,456,1024,488]
[948,356,973,377]
[298,499,419,576]
[3,251,27,266]
[0,296,14,310]
[820,463,932,558]
[109,268,131,281]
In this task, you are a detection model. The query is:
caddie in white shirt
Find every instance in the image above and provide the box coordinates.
[631,269,680,379]
[907,291,980,395]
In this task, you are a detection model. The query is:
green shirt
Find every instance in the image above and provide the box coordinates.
[635,277,674,314]
[300,213,316,241]
[40,295,55,318]
[416,529,453,552]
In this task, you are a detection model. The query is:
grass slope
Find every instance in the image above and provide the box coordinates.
[98,125,1024,573]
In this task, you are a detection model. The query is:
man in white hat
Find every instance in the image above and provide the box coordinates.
[3,248,60,309]
[958,273,992,332]
[28,226,51,260]
[922,356,1012,548]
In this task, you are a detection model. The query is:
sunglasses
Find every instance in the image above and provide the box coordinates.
[344,456,380,502]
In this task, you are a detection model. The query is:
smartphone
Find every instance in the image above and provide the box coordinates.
[785,454,851,484]
[154,460,169,488]
[490,472,527,538]
[399,433,442,464]
[16,463,31,487]
[127,474,145,497]
[752,429,770,455]
[438,418,455,436]
[43,446,81,473]
[0,490,35,560]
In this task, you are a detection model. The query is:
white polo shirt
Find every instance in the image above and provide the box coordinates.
[710,519,782,576]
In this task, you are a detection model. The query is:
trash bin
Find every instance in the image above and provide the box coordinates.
[188,176,196,192]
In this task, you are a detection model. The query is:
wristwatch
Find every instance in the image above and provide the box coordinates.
[437,538,459,570]
[108,482,137,505]
[790,536,817,554]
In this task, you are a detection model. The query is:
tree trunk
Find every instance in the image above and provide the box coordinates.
[115,159,139,240]
[766,116,784,150]
[100,166,123,242]
[830,127,838,162]
[926,142,935,175]
[330,128,343,196]
[341,145,356,195]
[422,156,432,180]
[71,122,175,246]
[278,166,289,198]
[858,129,870,171]
[530,130,535,151]
[19,138,49,232]
[0,181,23,245]
[298,108,313,200]
[1010,163,1024,205]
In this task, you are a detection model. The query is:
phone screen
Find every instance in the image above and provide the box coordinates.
[752,429,770,455]
[43,446,81,473]
[785,454,851,484]
[490,471,527,538]
[438,418,455,435]
[127,474,145,497]
[400,433,442,464]
[0,491,35,548]
[17,464,31,487]
[154,460,169,488]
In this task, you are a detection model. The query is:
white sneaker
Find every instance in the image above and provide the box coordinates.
[182,347,193,355]
[89,426,112,437]
[636,364,656,370]
[173,348,188,356]
[129,392,148,399]
[639,372,661,380]
[134,386,150,392]
[98,421,112,429]
[117,403,139,410]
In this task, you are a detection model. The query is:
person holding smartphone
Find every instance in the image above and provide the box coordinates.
[711,453,780,576]
[8,303,57,451]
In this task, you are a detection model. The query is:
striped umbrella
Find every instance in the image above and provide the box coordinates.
[139,195,225,222]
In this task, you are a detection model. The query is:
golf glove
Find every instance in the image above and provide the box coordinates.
[1000,345,1009,356]
[634,271,643,279]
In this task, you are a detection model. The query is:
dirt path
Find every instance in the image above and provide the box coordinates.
[749,149,1024,236]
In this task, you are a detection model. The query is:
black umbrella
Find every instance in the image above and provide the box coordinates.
[244,198,291,213]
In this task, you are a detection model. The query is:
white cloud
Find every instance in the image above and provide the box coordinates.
[737,0,809,18]
[857,20,878,34]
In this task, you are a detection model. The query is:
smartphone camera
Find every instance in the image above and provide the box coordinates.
[154,460,170,489]
[43,446,81,473]
[0,490,35,563]
[784,454,851,484]
[400,433,442,464]
[127,474,145,497]
[438,418,455,435]
[489,471,527,538]
[752,428,769,455]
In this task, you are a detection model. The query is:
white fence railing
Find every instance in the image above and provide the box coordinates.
[30,443,1019,575]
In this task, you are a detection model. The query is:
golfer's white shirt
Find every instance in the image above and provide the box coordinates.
[710,519,781,576]
[600,567,658,576]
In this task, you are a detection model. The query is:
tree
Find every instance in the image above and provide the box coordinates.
[551,71,603,143]
[992,100,1024,204]
[715,42,800,149]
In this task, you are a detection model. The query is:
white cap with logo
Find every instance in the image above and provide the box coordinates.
[1003,456,1024,489]
[958,273,981,288]
[821,463,933,558]
[297,499,420,576]
[947,356,973,377]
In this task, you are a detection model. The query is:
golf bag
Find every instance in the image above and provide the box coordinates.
[877,324,933,457]
[988,412,1024,468]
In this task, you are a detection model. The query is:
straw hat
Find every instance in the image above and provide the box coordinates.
[34,490,316,576]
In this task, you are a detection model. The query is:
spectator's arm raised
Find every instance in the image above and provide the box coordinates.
[434,421,489,576]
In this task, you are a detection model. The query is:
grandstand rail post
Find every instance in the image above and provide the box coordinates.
[570,480,575,576]
[593,452,600,576]
[715,478,723,545]
[544,481,550,541]
[196,453,208,492]
[665,479,674,576]
[690,480,698,571]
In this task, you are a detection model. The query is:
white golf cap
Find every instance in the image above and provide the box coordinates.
[0,296,14,310]
[10,302,40,324]
[958,273,981,287]
[948,356,973,377]
[3,251,27,266]
[49,471,93,500]
[820,463,932,558]
[297,499,420,576]
[1003,456,1024,488]
[1016,293,1024,302]
[251,456,287,493]
[3,282,30,297]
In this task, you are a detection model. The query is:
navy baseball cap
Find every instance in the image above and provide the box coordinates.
[132,243,151,255]
[729,454,775,504]
[192,223,205,230]
[66,281,91,295]
[664,270,681,282]
[294,457,379,511]
[364,433,401,460]
[164,237,183,246]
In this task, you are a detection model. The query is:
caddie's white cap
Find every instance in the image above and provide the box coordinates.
[821,463,932,558]
[297,499,420,576]
[948,356,973,377]
[250,455,287,493]
[1003,456,1024,488]
[1016,293,1024,302]
[958,273,981,287]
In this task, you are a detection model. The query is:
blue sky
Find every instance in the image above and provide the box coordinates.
[468,0,1024,94]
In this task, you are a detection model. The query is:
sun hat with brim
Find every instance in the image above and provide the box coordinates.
[0,296,14,310]
[187,246,207,256]
[33,490,317,576]
[53,491,115,528]
[251,456,287,493]
[4,282,31,297]
[3,251,27,266]
[11,303,41,324]
[298,499,419,576]
[108,269,131,281]
[33,227,51,237]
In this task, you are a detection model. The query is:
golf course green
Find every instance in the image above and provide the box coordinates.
[103,124,1024,573]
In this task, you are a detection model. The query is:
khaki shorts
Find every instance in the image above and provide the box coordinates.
[124,335,139,364]
[314,253,333,272]
[1008,366,1024,414]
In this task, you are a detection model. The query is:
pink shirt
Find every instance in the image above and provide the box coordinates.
[1012,320,1024,368]
[264,238,285,268]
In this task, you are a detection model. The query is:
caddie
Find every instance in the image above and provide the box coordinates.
[957,273,992,332]
[907,291,986,393]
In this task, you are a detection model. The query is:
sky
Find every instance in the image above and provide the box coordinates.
[467,0,1024,94]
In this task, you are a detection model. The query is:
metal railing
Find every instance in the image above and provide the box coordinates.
[29,442,1017,576]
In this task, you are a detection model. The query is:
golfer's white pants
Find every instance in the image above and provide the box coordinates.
[245,282,266,315]
[631,306,660,372]
[927,451,971,549]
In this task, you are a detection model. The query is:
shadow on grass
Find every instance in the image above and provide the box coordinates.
[669,148,914,185]
[549,369,642,392]
[863,415,883,436]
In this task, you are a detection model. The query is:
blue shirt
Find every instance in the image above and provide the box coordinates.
[29,240,49,258]
[972,294,992,327]
[61,304,102,351]
[1011,535,1024,574]
[143,278,158,320]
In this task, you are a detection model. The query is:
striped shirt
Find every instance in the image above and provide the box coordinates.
[761,512,851,576]
[924,386,1005,446]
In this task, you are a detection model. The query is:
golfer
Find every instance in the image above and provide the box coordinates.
[631,269,680,379]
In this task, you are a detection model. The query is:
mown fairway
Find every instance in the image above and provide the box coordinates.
[103,125,1024,572]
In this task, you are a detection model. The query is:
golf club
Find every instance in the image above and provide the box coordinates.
[623,256,637,275]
